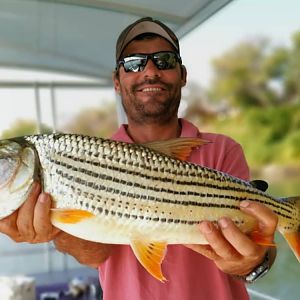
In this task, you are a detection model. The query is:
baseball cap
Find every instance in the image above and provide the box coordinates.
[115,17,180,61]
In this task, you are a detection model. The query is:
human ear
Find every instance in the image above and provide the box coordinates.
[180,65,187,87]
[112,71,121,94]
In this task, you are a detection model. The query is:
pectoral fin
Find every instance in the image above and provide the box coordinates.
[130,240,168,282]
[51,208,95,224]
[250,230,276,247]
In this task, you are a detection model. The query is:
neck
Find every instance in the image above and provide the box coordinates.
[126,117,181,143]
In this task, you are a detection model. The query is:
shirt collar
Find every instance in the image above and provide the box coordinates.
[111,118,200,142]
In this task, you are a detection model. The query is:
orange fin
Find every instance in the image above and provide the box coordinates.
[143,137,211,160]
[130,240,168,282]
[283,232,300,262]
[250,229,276,247]
[51,209,95,224]
[278,196,300,262]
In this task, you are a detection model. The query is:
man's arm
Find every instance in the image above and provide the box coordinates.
[54,232,112,268]
[0,182,112,268]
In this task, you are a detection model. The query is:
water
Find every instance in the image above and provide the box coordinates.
[250,177,300,300]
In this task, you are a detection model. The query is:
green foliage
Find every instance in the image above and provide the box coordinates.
[209,30,300,108]
[263,46,289,78]
[284,31,300,102]
[210,38,280,108]
[211,104,300,167]
[0,120,52,139]
[63,103,118,137]
[200,28,300,168]
[281,130,300,162]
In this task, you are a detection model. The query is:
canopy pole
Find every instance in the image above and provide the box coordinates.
[115,93,127,126]
[50,83,57,133]
[34,83,42,134]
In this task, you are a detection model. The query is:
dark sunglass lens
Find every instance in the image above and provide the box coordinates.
[154,52,177,70]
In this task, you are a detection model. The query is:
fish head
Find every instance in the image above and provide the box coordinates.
[0,139,37,219]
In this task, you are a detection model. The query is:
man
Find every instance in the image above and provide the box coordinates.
[0,17,277,299]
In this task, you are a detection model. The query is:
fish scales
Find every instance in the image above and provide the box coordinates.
[1,133,300,281]
[23,134,297,239]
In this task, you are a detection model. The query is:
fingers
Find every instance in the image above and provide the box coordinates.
[0,182,40,242]
[199,220,241,260]
[186,201,278,275]
[240,201,278,239]
[16,182,41,240]
[0,181,60,243]
[185,243,219,261]
[0,211,21,242]
[217,217,260,257]
[197,201,278,259]
[33,193,60,241]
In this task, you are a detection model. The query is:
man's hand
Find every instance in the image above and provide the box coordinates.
[0,182,60,243]
[185,201,278,276]
[0,181,112,268]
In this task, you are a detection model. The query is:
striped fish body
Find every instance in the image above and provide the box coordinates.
[1,133,300,281]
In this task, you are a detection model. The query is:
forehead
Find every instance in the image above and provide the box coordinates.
[121,36,175,57]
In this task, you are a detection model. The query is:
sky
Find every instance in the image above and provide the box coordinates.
[1,0,300,135]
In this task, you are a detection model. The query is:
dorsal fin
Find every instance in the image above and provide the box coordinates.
[250,180,269,192]
[143,137,211,161]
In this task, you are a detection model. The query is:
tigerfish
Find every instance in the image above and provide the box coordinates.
[0,133,300,282]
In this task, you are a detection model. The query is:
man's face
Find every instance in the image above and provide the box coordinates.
[113,36,186,125]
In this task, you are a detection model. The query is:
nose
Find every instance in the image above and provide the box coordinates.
[143,58,160,78]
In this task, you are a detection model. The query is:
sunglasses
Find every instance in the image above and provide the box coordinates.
[116,51,182,73]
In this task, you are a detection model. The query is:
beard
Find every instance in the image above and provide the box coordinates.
[121,78,181,125]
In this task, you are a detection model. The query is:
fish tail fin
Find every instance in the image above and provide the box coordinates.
[280,196,300,262]
[283,231,300,262]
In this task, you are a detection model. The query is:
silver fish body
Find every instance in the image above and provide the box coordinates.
[1,133,300,281]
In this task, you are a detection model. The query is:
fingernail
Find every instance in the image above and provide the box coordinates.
[240,200,250,208]
[218,217,230,229]
[200,221,213,234]
[38,193,49,204]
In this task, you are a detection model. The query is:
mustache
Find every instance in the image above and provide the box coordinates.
[132,78,170,91]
